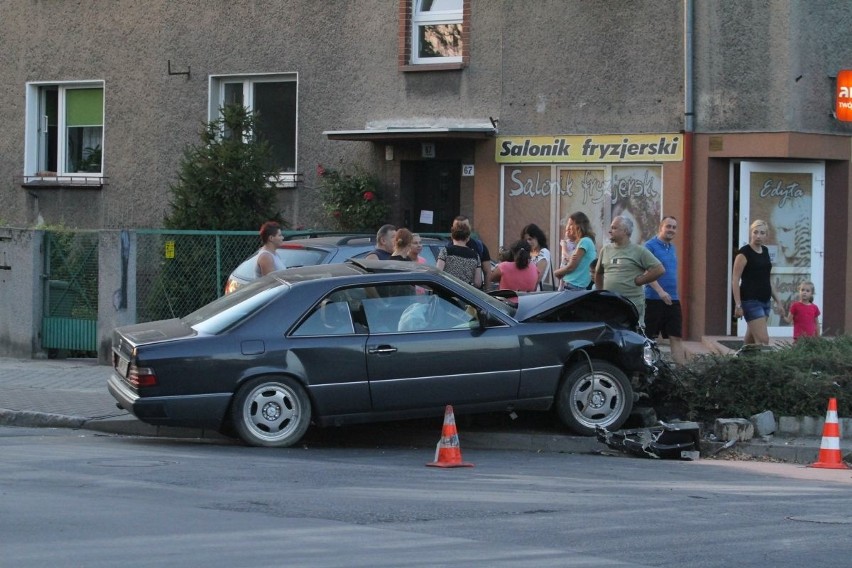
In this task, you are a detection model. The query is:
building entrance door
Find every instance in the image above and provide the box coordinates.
[404,160,460,233]
[733,161,825,337]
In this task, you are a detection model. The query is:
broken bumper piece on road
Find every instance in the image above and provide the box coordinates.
[596,421,702,460]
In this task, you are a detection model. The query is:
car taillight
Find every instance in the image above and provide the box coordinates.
[129,364,157,387]
[224,278,241,295]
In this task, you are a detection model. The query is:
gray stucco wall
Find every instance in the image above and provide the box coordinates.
[695,0,852,133]
[97,231,137,363]
[1,0,851,232]
[0,229,42,358]
[0,229,137,362]
[0,1,683,231]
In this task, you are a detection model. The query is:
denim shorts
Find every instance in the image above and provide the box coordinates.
[741,299,771,322]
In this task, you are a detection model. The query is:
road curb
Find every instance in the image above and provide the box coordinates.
[1,406,830,464]
[0,408,87,429]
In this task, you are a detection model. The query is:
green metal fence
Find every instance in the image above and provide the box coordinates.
[135,229,402,323]
[42,230,99,354]
[39,229,426,336]
[135,230,259,323]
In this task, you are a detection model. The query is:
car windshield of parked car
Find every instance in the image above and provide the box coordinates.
[275,247,329,268]
[433,270,517,319]
[233,247,330,281]
[183,279,288,334]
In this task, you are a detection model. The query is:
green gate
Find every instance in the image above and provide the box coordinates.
[41,230,99,354]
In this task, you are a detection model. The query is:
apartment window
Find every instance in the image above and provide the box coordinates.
[412,0,463,64]
[399,0,468,70]
[25,82,104,177]
[210,74,297,176]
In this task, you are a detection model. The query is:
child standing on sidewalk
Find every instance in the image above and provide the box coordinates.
[784,281,820,341]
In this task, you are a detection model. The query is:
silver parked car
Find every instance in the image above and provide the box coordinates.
[224,234,448,294]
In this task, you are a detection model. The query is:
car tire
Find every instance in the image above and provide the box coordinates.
[233,376,312,447]
[555,360,632,436]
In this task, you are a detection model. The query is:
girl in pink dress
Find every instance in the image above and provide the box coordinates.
[784,281,821,341]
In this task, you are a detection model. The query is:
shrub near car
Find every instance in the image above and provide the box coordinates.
[109,260,658,448]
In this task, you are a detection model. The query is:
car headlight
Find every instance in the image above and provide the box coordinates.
[643,341,659,367]
[224,278,242,295]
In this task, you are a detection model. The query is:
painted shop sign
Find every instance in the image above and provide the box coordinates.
[836,69,852,122]
[495,134,682,163]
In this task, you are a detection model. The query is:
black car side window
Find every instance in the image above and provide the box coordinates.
[360,283,478,333]
[292,298,356,337]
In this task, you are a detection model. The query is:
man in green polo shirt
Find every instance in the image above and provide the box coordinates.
[594,215,665,327]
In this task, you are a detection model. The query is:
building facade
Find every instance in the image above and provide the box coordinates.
[1,0,850,339]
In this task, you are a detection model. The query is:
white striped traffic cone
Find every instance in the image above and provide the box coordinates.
[810,398,849,469]
[426,405,474,468]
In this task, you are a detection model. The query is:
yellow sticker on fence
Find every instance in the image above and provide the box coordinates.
[165,241,175,259]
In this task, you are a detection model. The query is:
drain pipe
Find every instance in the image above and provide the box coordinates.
[682,0,694,339]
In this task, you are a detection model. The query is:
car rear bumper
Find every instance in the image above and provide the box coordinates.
[108,373,232,429]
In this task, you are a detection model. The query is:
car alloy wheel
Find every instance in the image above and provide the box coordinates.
[233,376,312,447]
[556,360,632,436]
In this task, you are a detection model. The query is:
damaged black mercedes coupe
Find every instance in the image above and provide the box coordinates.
[108,260,658,447]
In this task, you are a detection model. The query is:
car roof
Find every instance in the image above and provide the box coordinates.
[278,234,448,249]
[226,234,451,293]
[268,259,435,284]
[280,235,375,248]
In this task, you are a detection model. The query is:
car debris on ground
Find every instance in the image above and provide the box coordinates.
[596,420,702,460]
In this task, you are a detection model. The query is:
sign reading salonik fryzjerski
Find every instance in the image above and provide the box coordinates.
[495,134,682,163]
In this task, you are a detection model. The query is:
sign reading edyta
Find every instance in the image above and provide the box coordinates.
[496,134,682,163]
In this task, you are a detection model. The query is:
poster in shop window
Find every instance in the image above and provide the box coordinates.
[609,165,663,245]
[502,164,662,261]
[502,166,553,249]
[555,166,662,246]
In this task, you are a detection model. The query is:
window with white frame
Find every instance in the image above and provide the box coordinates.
[210,74,297,177]
[25,82,104,177]
[411,0,463,64]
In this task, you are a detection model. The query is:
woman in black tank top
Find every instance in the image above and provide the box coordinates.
[731,220,783,346]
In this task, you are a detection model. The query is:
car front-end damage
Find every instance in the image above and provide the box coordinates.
[514,288,661,379]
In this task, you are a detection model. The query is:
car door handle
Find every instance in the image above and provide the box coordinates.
[368,345,397,354]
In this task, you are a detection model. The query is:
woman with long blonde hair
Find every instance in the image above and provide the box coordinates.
[731,219,784,346]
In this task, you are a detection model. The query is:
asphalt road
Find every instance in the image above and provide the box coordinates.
[3,426,851,567]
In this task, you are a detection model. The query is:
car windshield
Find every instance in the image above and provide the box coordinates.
[275,246,329,267]
[433,270,517,318]
[232,247,330,282]
[183,278,288,334]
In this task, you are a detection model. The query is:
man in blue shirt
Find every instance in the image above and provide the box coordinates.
[645,216,685,365]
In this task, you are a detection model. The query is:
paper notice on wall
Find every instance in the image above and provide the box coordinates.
[419,210,434,225]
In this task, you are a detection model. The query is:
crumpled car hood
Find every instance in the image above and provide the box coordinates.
[513,289,640,329]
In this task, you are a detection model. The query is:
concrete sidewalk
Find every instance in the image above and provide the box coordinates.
[0,356,832,464]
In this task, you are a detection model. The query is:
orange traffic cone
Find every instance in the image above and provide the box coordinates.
[810,398,849,470]
[426,405,474,468]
